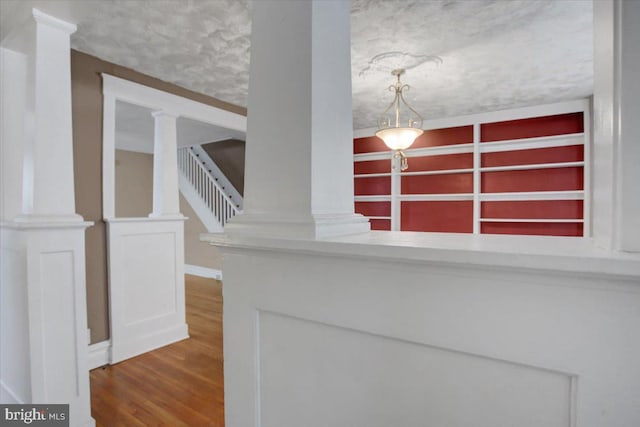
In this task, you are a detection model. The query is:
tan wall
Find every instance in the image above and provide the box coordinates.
[202,139,246,195]
[180,195,223,270]
[71,50,245,344]
[115,150,153,217]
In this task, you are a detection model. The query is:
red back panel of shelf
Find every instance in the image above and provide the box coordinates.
[482,167,584,193]
[482,145,584,167]
[481,200,584,219]
[480,113,584,142]
[412,125,474,148]
[354,202,391,217]
[401,201,473,233]
[406,153,473,172]
[369,219,391,231]
[402,173,474,195]
[481,222,583,237]
[353,136,389,154]
[354,159,390,174]
[354,176,390,196]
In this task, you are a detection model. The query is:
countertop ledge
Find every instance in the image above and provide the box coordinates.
[202,231,640,281]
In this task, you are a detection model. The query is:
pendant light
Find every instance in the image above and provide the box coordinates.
[375,69,423,171]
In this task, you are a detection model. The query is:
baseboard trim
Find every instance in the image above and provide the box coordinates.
[185,264,223,280]
[88,340,111,370]
[0,379,24,404]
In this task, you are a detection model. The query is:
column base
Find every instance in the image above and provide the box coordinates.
[224,212,370,239]
[148,213,186,220]
[11,213,90,228]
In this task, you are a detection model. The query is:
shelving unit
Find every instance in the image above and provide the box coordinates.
[353,100,590,236]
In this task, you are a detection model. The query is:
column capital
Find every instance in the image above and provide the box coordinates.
[151,108,180,217]
[151,110,179,119]
[32,8,77,34]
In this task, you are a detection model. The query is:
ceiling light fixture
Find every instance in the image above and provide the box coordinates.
[375,68,423,171]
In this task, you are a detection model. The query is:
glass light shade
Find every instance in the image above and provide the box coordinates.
[375,127,424,150]
[375,69,424,155]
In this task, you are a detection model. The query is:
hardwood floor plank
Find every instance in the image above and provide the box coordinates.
[90,275,224,426]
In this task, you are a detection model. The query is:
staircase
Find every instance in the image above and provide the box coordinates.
[178,146,242,232]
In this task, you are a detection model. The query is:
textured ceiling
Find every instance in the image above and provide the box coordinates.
[72,0,252,110]
[3,0,593,130]
[350,0,593,128]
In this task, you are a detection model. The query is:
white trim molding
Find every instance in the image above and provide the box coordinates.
[101,73,246,133]
[354,99,590,138]
[88,341,111,370]
[184,264,223,280]
[101,74,247,220]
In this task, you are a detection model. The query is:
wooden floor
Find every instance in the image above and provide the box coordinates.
[90,275,225,426]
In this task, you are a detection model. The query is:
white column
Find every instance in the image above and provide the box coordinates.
[0,9,94,427]
[149,111,181,218]
[614,0,640,252]
[593,0,640,252]
[226,0,369,239]
[0,47,26,222]
[15,10,82,222]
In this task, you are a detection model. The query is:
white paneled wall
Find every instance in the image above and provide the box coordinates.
[106,218,188,363]
[211,234,640,427]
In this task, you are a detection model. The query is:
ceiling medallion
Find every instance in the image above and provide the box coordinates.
[358,51,442,77]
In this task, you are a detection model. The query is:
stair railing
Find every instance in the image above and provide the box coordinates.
[178,147,240,227]
[190,144,243,210]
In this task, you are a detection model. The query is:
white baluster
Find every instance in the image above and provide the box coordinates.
[178,146,240,229]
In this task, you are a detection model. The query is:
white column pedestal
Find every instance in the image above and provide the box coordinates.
[1,221,95,427]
